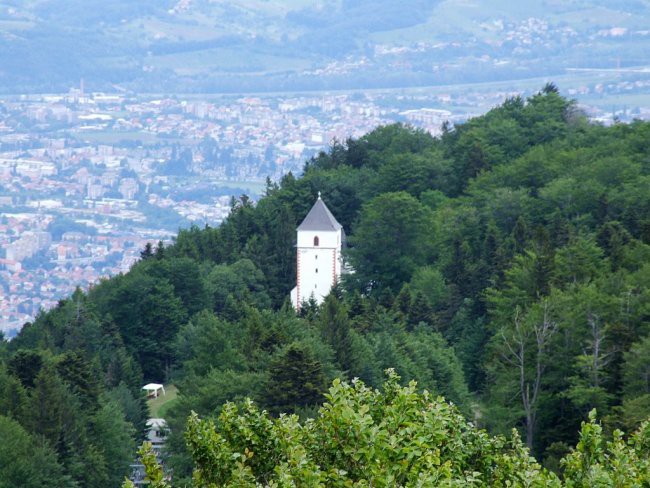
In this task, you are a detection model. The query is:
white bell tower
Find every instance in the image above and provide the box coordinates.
[291,193,345,309]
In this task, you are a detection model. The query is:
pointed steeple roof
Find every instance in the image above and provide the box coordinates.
[297,194,342,232]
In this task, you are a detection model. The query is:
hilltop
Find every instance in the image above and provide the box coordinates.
[2,89,650,485]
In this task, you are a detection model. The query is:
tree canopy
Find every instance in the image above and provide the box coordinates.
[5,88,650,484]
[127,373,650,487]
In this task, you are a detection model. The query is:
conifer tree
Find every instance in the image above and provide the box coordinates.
[0,416,74,488]
[7,350,43,389]
[393,284,412,318]
[264,343,326,415]
[513,216,529,254]
[318,295,354,374]
[140,242,154,260]
[377,288,394,309]
[408,291,433,329]
[56,351,101,411]
[155,240,165,260]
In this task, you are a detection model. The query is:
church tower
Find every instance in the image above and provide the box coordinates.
[291,193,345,309]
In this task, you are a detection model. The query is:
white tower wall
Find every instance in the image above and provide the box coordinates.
[290,196,344,309]
[294,229,342,307]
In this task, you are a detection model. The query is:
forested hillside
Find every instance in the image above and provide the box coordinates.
[3,86,650,485]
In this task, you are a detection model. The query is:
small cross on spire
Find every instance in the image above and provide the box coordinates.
[318,191,321,200]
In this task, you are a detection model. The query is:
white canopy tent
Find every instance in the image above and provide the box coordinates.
[142,383,166,398]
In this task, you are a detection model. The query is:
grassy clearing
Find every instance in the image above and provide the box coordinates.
[147,384,178,418]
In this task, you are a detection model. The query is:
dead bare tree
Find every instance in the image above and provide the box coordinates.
[501,301,557,449]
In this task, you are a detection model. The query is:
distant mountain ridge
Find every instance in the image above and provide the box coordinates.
[0,0,649,92]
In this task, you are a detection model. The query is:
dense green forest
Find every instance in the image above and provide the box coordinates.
[3,85,650,485]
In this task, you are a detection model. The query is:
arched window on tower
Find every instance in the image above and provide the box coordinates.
[314,236,319,246]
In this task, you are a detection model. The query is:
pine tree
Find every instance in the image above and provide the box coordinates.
[408,292,433,330]
[532,226,555,297]
[393,284,412,318]
[445,238,469,294]
[264,343,326,415]
[298,296,319,322]
[481,222,506,285]
[155,240,165,260]
[7,350,43,389]
[319,295,354,374]
[140,242,154,260]
[0,365,28,421]
[597,221,630,271]
[93,400,136,487]
[56,351,101,411]
[347,291,365,318]
[512,216,529,254]
[377,288,395,309]
[0,416,74,488]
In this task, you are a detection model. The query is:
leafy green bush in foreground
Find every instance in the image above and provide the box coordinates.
[126,371,650,487]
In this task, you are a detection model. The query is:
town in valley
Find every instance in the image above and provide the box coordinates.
[1,72,649,336]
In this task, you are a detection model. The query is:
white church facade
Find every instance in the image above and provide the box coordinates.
[290,194,345,309]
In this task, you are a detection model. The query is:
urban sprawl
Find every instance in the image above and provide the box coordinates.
[0,78,647,335]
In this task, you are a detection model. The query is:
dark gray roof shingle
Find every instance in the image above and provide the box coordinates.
[297,197,342,232]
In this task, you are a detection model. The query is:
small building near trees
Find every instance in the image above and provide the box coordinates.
[142,383,165,398]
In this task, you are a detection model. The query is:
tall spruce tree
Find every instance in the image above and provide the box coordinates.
[264,343,327,415]
[318,295,354,375]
